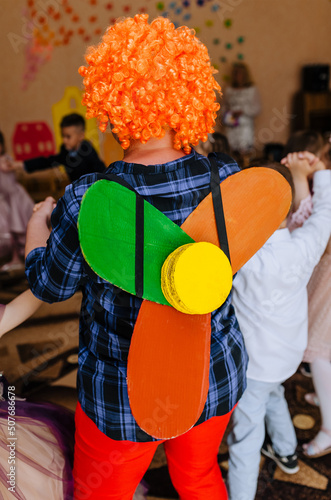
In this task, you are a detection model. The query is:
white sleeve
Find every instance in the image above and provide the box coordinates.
[291,170,331,271]
[241,86,261,118]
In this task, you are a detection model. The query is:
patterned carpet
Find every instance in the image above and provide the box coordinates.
[0,273,80,397]
[144,372,331,500]
[0,274,330,499]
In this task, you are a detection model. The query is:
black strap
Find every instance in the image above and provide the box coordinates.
[83,172,146,298]
[209,156,231,263]
[135,194,144,298]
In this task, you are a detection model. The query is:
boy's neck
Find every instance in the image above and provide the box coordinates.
[71,140,83,152]
[123,131,187,165]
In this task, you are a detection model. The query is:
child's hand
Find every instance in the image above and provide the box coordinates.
[0,158,23,173]
[32,197,57,229]
[297,151,325,172]
[0,156,14,172]
[26,197,57,257]
[281,152,318,178]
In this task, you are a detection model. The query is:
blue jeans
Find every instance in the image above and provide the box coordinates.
[227,378,297,500]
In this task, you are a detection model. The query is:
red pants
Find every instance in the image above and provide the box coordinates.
[73,402,233,500]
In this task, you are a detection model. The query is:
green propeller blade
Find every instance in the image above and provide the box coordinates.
[78,179,194,305]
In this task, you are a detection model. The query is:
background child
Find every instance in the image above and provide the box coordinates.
[302,235,331,458]
[1,113,106,182]
[284,130,324,233]
[283,129,324,157]
[282,133,331,400]
[0,131,34,272]
[299,141,331,458]
[227,153,331,500]
[221,62,261,155]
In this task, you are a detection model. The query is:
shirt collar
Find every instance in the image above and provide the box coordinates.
[109,150,197,174]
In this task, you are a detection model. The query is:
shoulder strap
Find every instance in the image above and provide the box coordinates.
[135,194,144,298]
[209,156,231,263]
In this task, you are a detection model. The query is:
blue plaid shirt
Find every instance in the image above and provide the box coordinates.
[26,150,248,442]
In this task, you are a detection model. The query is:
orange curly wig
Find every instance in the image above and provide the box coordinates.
[79,14,221,154]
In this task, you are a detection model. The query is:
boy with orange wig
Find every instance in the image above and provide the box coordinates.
[25,15,248,499]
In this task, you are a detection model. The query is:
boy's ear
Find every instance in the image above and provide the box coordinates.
[78,128,85,140]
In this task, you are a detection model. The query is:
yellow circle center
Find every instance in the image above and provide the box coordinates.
[161,242,233,315]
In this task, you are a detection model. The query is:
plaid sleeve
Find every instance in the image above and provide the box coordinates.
[213,152,241,181]
[25,183,84,303]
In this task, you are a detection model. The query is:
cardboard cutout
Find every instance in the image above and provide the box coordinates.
[12,122,55,161]
[78,166,291,438]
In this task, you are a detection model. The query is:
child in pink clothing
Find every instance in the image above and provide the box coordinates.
[0,132,34,272]
[282,148,331,458]
[0,277,149,499]
[287,194,312,232]
[285,130,323,233]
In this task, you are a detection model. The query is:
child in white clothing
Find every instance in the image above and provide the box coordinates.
[227,152,331,500]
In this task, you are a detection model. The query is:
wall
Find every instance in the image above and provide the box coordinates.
[1,0,330,161]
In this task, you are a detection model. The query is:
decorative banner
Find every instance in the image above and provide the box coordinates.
[22,0,248,88]
[22,0,156,88]
[12,122,56,161]
[51,86,100,153]
[21,27,53,90]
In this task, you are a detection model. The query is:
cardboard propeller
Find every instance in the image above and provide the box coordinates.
[78,178,195,306]
[78,167,292,439]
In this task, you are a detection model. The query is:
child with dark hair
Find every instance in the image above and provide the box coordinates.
[283,131,324,233]
[320,133,331,169]
[284,129,324,156]
[282,131,327,383]
[227,153,331,500]
[60,112,86,129]
[1,113,105,182]
[0,131,34,272]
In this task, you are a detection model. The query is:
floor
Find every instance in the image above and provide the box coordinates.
[0,272,330,499]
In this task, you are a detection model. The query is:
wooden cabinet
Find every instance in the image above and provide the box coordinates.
[293,91,331,132]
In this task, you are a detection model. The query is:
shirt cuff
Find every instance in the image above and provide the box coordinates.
[25,247,46,270]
